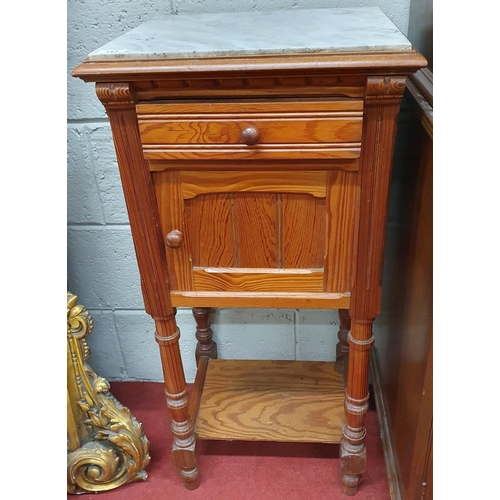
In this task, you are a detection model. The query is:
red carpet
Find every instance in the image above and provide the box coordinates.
[72,381,390,499]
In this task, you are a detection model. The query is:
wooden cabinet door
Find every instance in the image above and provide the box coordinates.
[153,168,357,297]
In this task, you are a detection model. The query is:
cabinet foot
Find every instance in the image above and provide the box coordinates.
[340,430,366,495]
[179,467,200,490]
[172,432,199,489]
[341,474,361,496]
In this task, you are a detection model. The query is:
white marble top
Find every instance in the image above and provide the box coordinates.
[88,7,412,61]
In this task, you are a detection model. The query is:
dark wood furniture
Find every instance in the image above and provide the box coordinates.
[73,9,426,495]
[371,68,433,500]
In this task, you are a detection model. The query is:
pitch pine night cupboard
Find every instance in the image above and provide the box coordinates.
[73,8,426,495]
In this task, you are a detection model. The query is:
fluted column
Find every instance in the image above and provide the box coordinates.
[96,82,198,489]
[340,76,406,495]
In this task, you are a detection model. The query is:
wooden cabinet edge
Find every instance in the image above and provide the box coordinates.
[369,68,433,500]
[72,51,427,82]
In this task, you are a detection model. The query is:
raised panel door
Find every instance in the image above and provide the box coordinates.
[152,168,357,301]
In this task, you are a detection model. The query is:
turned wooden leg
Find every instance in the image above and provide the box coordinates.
[154,314,199,490]
[340,318,374,496]
[192,307,218,365]
[336,309,351,379]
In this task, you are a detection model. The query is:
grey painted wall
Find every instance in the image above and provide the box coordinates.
[67,0,411,383]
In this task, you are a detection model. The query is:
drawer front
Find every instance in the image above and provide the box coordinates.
[137,100,363,161]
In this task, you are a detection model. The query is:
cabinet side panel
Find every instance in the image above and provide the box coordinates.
[372,71,433,500]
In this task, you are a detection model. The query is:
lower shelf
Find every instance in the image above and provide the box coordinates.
[194,359,345,444]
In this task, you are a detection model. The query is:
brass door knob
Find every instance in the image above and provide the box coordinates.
[241,126,260,146]
[166,230,184,248]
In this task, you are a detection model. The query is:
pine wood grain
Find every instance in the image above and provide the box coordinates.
[339,77,407,495]
[184,193,235,268]
[182,172,328,272]
[187,356,210,423]
[142,144,361,161]
[196,360,345,443]
[324,170,357,292]
[94,84,174,317]
[148,159,360,172]
[170,291,350,309]
[131,74,366,100]
[193,268,323,292]
[137,100,363,161]
[153,170,195,290]
[137,100,364,115]
[283,193,326,268]
[235,193,277,268]
[139,118,362,144]
[73,50,427,84]
[154,169,358,292]
[180,170,327,199]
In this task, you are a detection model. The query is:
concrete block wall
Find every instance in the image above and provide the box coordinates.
[67,0,411,383]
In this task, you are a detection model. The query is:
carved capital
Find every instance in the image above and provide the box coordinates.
[67,292,150,494]
[95,83,137,108]
[365,76,406,103]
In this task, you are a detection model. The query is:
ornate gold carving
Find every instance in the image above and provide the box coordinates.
[67,292,150,494]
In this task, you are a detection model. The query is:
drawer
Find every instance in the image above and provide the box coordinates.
[137,100,363,161]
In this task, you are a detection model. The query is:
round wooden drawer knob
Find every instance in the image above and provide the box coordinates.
[241,126,260,146]
[166,230,184,248]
